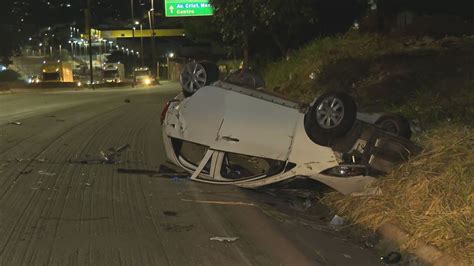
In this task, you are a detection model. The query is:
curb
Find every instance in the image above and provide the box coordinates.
[377,223,472,266]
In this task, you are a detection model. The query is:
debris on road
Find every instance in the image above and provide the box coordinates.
[210,237,239,242]
[289,197,313,211]
[363,233,379,248]
[329,214,345,230]
[380,252,402,264]
[181,199,256,207]
[38,170,56,176]
[117,168,159,176]
[9,121,22,125]
[163,211,178,217]
[342,254,352,259]
[124,98,131,103]
[159,164,189,177]
[100,144,131,164]
[20,169,33,175]
[115,144,130,152]
[100,150,116,164]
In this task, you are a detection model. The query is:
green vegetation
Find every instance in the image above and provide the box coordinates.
[0,69,21,82]
[264,32,474,126]
[264,32,474,261]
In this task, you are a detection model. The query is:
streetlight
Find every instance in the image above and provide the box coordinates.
[135,21,144,66]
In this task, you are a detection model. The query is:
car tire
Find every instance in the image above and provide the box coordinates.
[180,61,219,97]
[225,69,266,89]
[375,114,412,139]
[304,92,357,146]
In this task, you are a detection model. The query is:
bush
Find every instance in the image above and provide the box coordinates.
[0,69,20,82]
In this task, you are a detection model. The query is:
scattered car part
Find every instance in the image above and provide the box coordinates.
[115,144,130,153]
[380,252,402,264]
[329,215,345,229]
[210,237,239,242]
[100,150,116,164]
[38,170,56,176]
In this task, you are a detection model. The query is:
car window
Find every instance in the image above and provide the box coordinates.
[175,139,210,173]
[221,152,285,179]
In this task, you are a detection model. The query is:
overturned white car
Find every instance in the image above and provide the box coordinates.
[161,62,420,194]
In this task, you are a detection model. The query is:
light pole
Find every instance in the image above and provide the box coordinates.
[130,0,135,23]
[139,23,144,66]
[149,1,156,79]
[85,0,94,87]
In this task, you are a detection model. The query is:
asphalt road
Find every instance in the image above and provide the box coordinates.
[0,83,380,265]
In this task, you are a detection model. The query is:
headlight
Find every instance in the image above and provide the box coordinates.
[144,78,151,85]
[77,82,82,87]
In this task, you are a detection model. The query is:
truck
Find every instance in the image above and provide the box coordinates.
[103,63,125,83]
[134,67,153,85]
[41,60,74,82]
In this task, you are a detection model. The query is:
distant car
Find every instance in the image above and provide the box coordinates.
[28,75,41,84]
[134,67,153,85]
[161,62,420,195]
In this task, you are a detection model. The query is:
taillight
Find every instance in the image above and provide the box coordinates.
[160,101,171,125]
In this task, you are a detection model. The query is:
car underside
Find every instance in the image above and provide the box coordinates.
[161,62,422,194]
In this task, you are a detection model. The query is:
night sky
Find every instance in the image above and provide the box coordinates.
[2,0,161,30]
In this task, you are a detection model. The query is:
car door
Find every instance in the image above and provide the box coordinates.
[211,89,301,162]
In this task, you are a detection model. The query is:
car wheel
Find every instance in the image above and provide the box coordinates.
[180,62,219,97]
[375,114,412,139]
[304,92,357,146]
[225,69,265,89]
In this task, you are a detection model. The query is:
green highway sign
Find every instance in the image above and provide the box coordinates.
[165,0,214,17]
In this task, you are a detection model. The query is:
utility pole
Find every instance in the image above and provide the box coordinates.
[149,0,157,80]
[86,0,94,88]
[130,0,134,22]
[140,23,144,66]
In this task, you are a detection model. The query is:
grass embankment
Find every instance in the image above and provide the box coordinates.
[263,32,474,260]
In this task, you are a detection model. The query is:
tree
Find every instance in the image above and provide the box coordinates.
[253,0,319,56]
[210,0,257,68]
[209,0,362,67]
